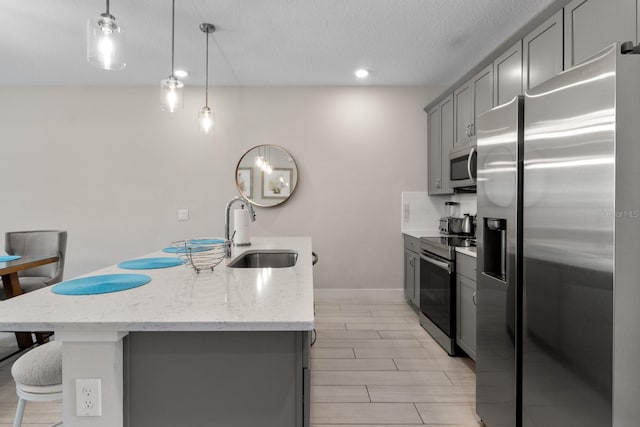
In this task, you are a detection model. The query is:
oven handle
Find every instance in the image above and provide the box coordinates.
[420,253,452,274]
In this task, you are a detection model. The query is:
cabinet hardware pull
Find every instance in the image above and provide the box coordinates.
[472,291,477,306]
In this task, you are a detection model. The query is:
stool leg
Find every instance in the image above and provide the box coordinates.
[13,397,25,427]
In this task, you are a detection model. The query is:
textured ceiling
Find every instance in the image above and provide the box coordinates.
[0,0,556,86]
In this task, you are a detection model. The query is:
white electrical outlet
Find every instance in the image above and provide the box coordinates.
[76,378,102,417]
[177,209,189,221]
[403,204,410,221]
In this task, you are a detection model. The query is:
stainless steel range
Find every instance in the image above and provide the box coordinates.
[418,235,475,355]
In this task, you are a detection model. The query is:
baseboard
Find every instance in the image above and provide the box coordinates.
[313,288,406,303]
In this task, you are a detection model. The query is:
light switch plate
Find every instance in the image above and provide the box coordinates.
[178,209,189,221]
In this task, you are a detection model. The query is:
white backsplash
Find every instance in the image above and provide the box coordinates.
[401,191,448,234]
[451,193,477,216]
[401,191,477,235]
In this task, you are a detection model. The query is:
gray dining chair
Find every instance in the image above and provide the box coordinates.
[3,230,67,295]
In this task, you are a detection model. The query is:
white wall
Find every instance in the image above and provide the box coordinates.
[0,85,441,289]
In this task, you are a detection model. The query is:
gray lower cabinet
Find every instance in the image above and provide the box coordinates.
[456,253,477,360]
[428,94,454,195]
[404,235,420,306]
[564,0,637,69]
[523,9,564,92]
[124,331,310,427]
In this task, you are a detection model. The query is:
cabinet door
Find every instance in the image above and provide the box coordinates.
[428,95,454,195]
[440,95,454,194]
[523,10,563,92]
[494,40,523,106]
[564,0,636,68]
[412,252,420,305]
[454,82,473,147]
[404,249,416,304]
[456,274,477,360]
[472,64,494,138]
[427,105,442,194]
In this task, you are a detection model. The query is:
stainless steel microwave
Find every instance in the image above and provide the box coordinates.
[449,144,477,190]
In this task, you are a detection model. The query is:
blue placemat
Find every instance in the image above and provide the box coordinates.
[51,274,151,295]
[0,255,21,262]
[188,239,225,245]
[162,246,211,254]
[118,257,184,270]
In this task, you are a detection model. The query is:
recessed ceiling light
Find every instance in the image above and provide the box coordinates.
[354,69,369,79]
[174,69,188,78]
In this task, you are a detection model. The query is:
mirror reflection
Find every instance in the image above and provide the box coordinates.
[235,145,298,207]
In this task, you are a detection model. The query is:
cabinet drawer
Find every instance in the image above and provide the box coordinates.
[457,253,477,281]
[404,235,420,252]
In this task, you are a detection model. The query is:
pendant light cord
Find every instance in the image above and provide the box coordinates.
[205,31,209,107]
[171,0,176,79]
[105,0,110,15]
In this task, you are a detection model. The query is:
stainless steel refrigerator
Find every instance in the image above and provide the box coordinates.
[476,43,640,427]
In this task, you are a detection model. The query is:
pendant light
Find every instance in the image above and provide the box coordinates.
[198,23,216,133]
[160,0,183,112]
[87,0,126,70]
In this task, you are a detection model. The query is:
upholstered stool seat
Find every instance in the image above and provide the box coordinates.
[10,341,63,427]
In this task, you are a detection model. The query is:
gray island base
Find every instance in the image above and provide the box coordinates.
[125,331,310,427]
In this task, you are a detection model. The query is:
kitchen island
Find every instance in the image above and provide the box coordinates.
[0,237,314,427]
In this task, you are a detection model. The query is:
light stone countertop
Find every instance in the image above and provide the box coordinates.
[456,246,477,258]
[0,237,314,332]
[402,228,438,239]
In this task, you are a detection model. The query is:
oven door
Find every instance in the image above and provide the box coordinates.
[419,252,455,337]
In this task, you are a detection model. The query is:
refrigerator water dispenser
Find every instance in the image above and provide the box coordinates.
[483,218,506,282]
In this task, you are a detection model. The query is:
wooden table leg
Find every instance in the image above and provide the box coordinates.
[1,273,35,349]
[35,332,52,344]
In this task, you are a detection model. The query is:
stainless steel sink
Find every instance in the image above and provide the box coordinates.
[227,250,298,268]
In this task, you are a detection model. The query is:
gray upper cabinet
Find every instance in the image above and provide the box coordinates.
[564,0,637,69]
[428,104,442,194]
[523,10,563,92]
[454,64,494,147]
[428,95,454,195]
[454,83,473,147]
[494,40,523,107]
[473,64,494,129]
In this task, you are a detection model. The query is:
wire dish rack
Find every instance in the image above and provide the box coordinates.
[169,238,227,272]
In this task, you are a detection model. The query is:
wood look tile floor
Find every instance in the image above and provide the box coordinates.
[310,293,481,427]
[0,295,481,426]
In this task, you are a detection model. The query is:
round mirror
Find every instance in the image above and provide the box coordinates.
[235,145,299,207]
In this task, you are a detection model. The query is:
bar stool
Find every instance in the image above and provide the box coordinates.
[10,341,63,427]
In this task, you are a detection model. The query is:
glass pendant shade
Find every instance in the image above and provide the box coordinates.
[160,76,184,112]
[199,107,214,133]
[87,14,126,70]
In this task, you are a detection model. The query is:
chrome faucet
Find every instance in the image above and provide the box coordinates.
[224,196,256,257]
